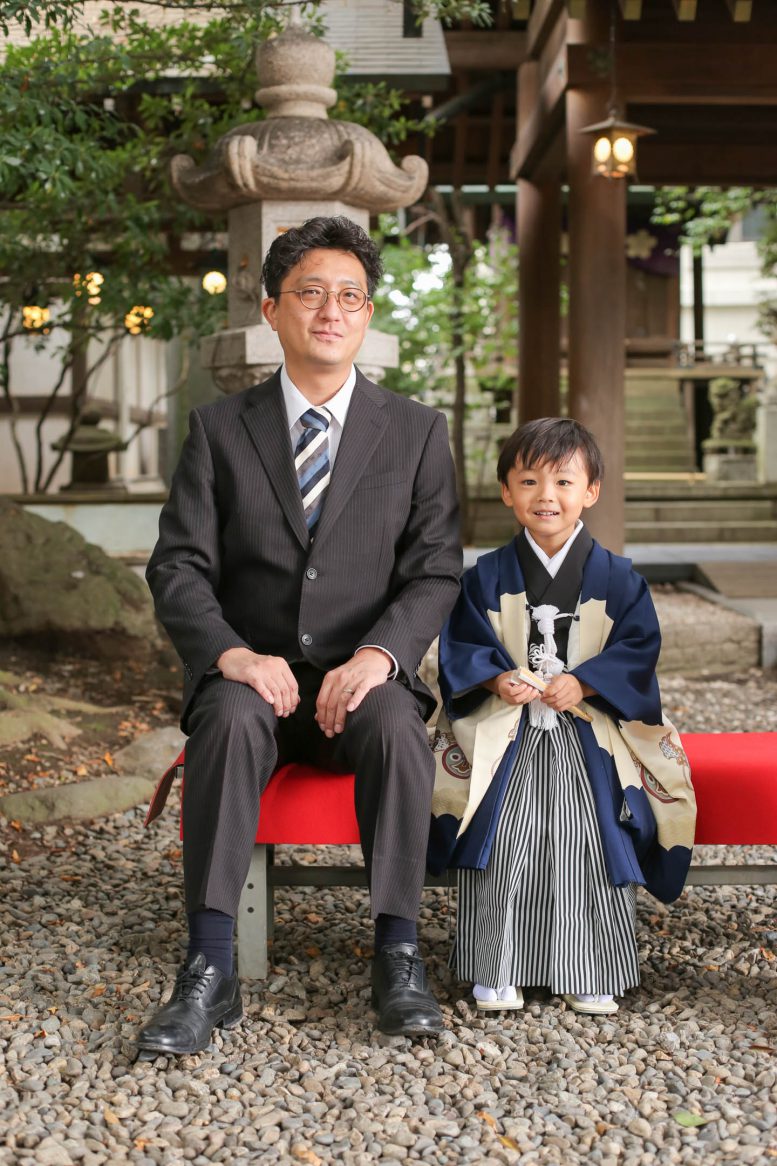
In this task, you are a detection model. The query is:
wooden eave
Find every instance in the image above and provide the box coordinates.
[565,42,777,105]
[512,2,777,185]
[444,29,527,70]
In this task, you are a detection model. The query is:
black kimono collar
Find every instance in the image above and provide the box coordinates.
[516,526,594,664]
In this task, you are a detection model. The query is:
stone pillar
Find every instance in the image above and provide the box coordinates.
[204,200,376,391]
[757,380,777,483]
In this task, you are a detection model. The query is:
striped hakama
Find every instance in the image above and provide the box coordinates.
[454,714,640,996]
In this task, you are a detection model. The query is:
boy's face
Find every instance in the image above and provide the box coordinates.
[501,450,600,555]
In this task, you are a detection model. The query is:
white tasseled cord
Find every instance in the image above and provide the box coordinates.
[527,603,574,731]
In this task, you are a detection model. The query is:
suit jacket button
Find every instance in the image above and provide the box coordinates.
[306,567,318,580]
[300,633,313,646]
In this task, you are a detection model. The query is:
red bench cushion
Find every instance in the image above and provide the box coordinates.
[682,732,777,845]
[255,763,359,844]
[167,731,777,849]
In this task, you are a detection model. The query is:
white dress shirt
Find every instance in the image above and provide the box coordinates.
[281,364,355,466]
[280,363,398,680]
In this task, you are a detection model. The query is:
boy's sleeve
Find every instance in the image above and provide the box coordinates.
[571,569,664,726]
[439,566,516,720]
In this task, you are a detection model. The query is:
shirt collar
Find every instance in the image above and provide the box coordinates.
[525,520,584,577]
[280,364,357,430]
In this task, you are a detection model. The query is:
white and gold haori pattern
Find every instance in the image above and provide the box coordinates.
[432,589,696,854]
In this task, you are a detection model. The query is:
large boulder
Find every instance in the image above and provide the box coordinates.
[0,499,161,655]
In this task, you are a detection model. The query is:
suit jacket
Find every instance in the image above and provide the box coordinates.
[146,368,462,727]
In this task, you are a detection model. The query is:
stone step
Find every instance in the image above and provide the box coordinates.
[470,487,777,545]
[625,383,684,396]
[624,402,687,418]
[625,419,690,438]
[625,377,683,391]
[627,499,775,522]
[626,447,696,459]
[625,519,777,543]
[627,460,698,473]
[625,391,685,405]
[624,437,692,451]
[626,482,777,501]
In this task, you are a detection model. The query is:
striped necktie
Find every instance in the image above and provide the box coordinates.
[295,406,331,537]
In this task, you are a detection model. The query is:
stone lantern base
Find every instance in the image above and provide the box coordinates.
[201,323,399,395]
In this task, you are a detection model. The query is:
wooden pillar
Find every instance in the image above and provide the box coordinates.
[516,60,561,423]
[566,85,627,551]
[517,178,561,422]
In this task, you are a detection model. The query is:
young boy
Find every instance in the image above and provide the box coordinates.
[430,418,696,1015]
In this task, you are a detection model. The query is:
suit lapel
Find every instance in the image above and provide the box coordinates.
[240,373,310,549]
[312,370,388,548]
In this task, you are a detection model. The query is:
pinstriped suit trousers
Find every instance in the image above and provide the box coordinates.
[182,666,435,922]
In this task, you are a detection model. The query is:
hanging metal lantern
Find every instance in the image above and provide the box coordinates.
[580,111,655,181]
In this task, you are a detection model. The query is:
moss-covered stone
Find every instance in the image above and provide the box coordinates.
[0,499,160,654]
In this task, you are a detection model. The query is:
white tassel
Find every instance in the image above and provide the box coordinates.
[527,603,574,732]
[528,697,558,731]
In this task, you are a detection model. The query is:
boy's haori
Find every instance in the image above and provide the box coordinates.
[430,536,696,904]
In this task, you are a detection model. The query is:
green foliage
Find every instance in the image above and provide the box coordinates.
[0,0,496,492]
[0,4,290,361]
[372,216,518,403]
[652,186,777,338]
[651,186,775,252]
[0,0,493,34]
[0,1,462,491]
[0,1,78,35]
[0,2,447,353]
[411,0,491,24]
[335,79,429,148]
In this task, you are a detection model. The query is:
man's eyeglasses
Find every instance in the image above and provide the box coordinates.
[277,286,369,313]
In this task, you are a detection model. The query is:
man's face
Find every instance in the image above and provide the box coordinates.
[262,248,374,380]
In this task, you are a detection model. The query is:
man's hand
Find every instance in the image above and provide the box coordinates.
[216,647,299,717]
[316,648,392,737]
[541,673,588,714]
[484,671,541,707]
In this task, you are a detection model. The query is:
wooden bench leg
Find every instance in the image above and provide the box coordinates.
[237,843,273,980]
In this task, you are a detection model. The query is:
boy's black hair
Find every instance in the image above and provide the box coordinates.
[261,215,383,300]
[497,417,604,485]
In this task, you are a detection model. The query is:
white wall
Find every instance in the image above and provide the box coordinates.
[679,237,777,382]
[0,310,168,495]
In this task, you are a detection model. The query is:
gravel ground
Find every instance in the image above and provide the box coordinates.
[1,636,776,1164]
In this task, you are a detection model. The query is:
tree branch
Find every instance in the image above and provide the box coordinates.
[0,309,29,493]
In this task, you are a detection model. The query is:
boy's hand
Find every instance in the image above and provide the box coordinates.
[541,673,586,714]
[485,671,541,706]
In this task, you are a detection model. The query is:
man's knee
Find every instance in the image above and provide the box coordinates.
[189,677,277,740]
[344,682,428,748]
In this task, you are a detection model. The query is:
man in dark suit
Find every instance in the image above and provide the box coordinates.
[138,216,461,1054]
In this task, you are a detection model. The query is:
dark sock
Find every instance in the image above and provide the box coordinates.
[187,909,235,977]
[375,914,417,951]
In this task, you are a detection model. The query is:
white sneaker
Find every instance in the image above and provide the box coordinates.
[562,992,618,1015]
[473,983,524,1011]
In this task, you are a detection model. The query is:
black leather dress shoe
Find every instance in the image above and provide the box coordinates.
[136,952,243,1056]
[371,943,444,1037]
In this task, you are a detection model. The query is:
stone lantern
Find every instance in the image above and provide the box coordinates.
[51,410,128,494]
[170,19,429,393]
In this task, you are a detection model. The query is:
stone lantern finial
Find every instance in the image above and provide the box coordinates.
[255,26,337,119]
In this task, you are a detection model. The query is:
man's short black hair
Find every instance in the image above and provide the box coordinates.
[497,417,604,485]
[261,215,383,300]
